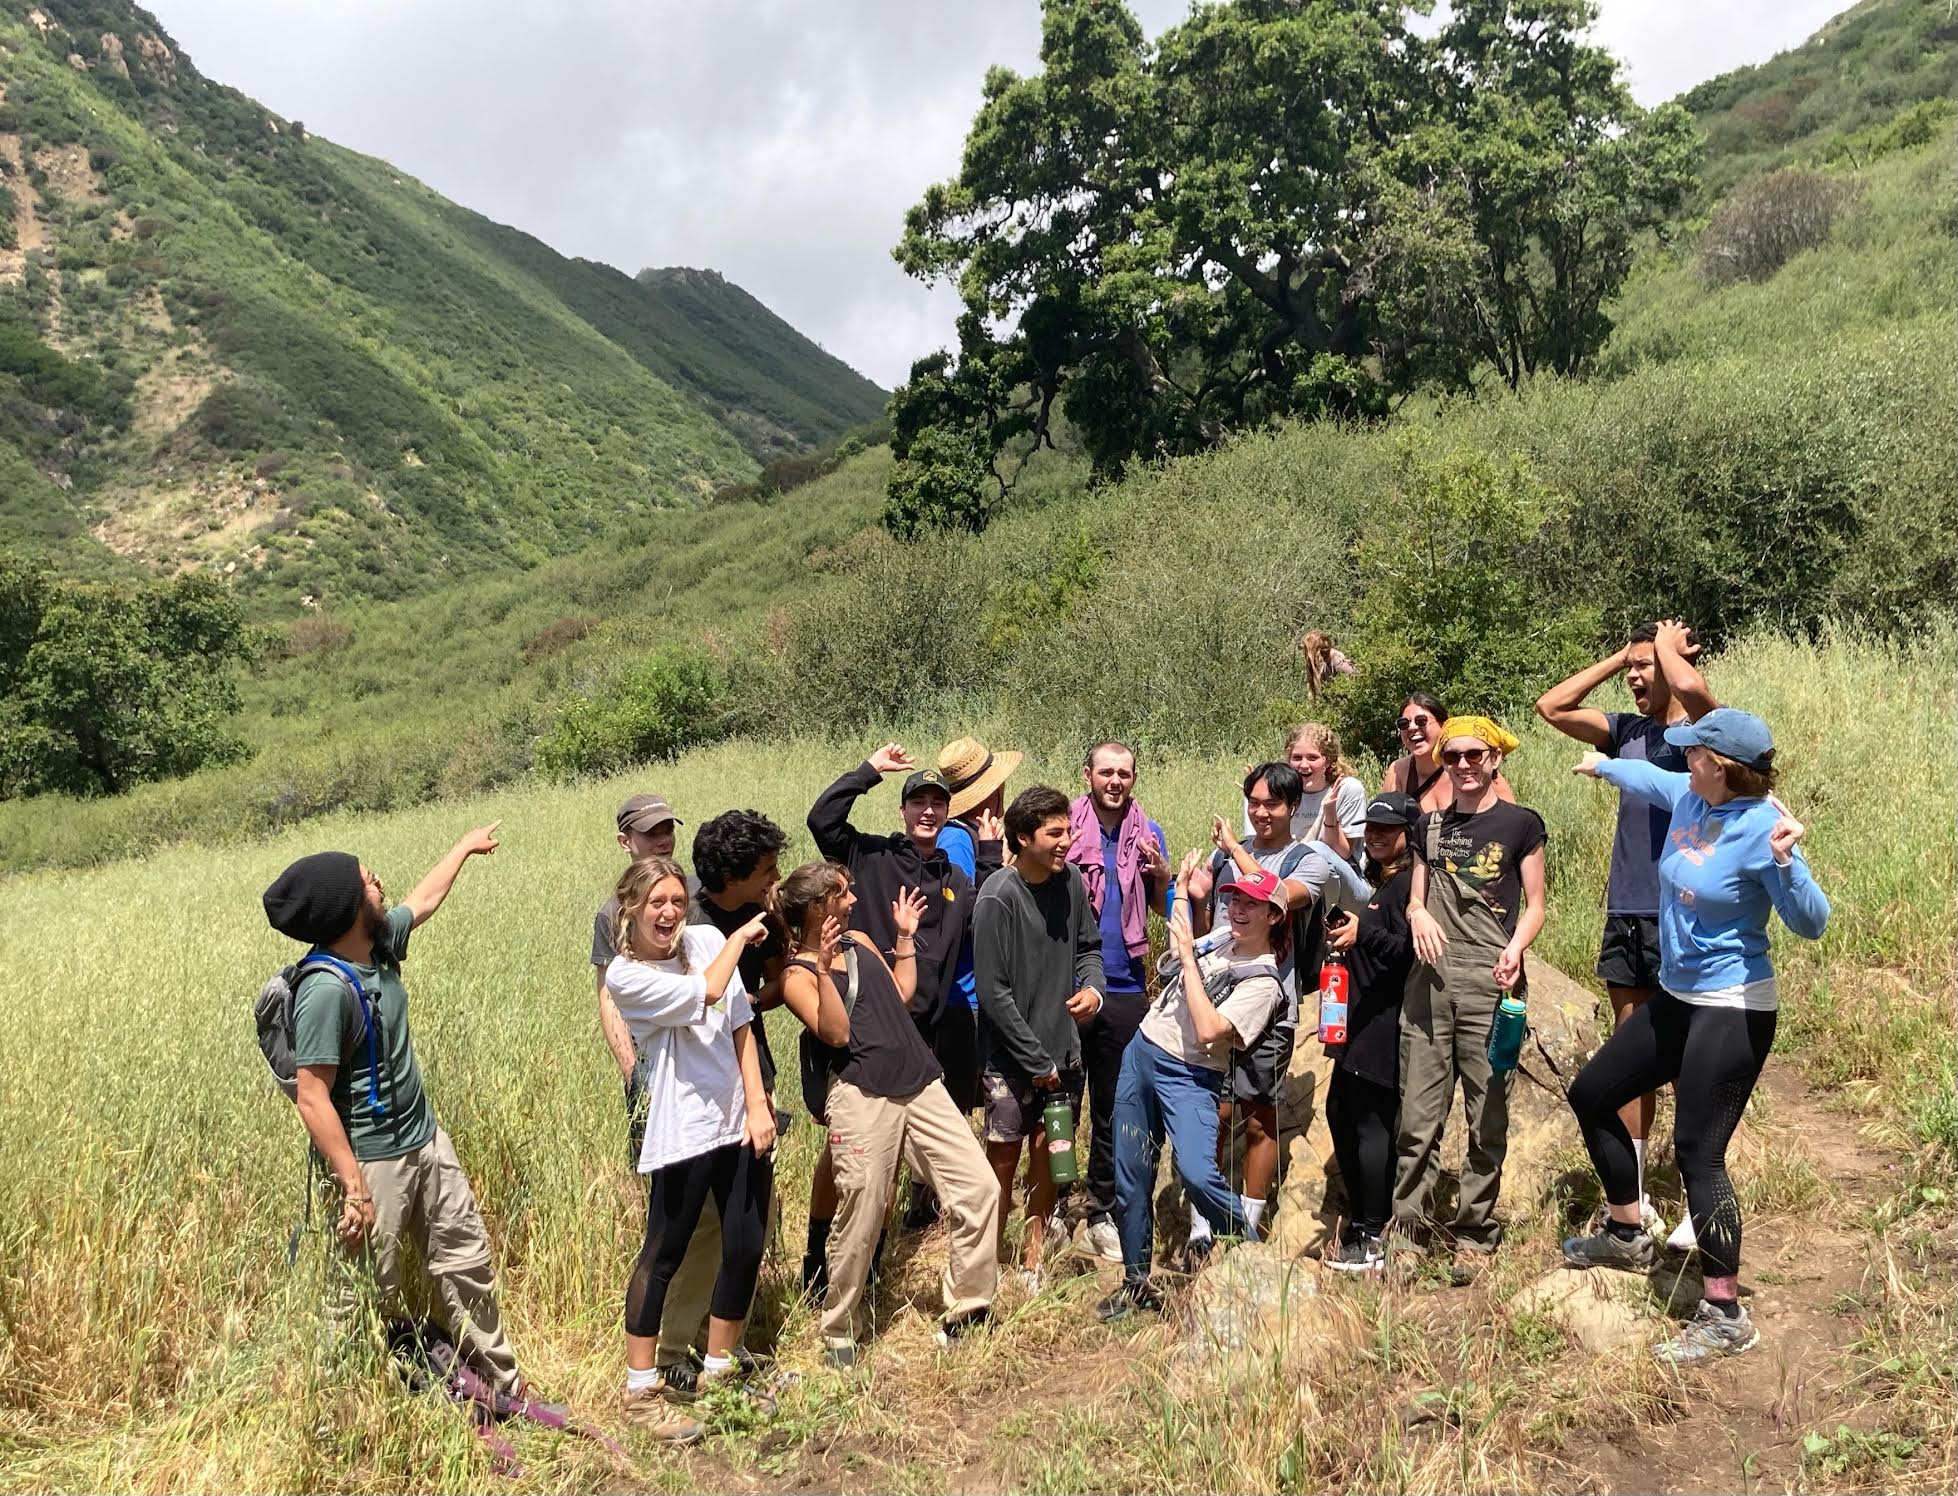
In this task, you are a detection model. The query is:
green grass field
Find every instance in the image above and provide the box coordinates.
[0,628,1949,1492]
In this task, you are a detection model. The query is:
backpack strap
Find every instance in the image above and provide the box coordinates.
[297,953,386,1118]
[788,947,864,1018]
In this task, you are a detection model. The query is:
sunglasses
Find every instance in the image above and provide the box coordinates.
[1395,714,1434,732]
[1441,747,1489,766]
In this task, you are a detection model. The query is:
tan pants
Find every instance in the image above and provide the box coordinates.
[821,1077,998,1348]
[331,1128,520,1393]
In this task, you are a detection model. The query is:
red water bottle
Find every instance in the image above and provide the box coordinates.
[1318,956,1349,1047]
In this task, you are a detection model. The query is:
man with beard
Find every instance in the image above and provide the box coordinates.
[1536,620,1714,1246]
[1066,742,1170,1261]
[267,824,537,1398]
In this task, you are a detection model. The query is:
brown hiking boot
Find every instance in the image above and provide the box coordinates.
[622,1387,704,1445]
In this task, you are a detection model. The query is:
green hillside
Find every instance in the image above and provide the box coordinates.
[1683,0,1958,201]
[0,0,880,605]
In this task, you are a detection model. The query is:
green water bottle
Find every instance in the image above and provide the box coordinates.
[1042,1096,1080,1184]
[1488,994,1528,1073]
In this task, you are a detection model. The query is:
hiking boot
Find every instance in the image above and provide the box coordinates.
[651,1360,699,1403]
[1096,1278,1166,1323]
[1083,1218,1124,1262]
[934,1305,992,1348]
[1177,1236,1215,1275]
[1327,1234,1386,1275]
[901,1188,941,1232]
[622,1387,704,1445]
[1655,1300,1759,1366]
[1563,1225,1657,1272]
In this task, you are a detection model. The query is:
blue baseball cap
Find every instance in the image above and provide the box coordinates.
[1663,708,1775,770]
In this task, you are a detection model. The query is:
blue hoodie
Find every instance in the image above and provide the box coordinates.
[1594,760,1830,1004]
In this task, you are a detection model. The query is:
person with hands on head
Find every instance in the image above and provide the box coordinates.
[1096,868,1289,1322]
[267,823,541,1404]
[1323,793,1419,1275]
[1066,741,1172,1262]
[776,863,999,1367]
[605,857,775,1438]
[974,785,1107,1285]
[1396,719,1547,1278]
[1560,710,1829,1366]
[1536,619,1715,1245]
[1186,762,1338,1252]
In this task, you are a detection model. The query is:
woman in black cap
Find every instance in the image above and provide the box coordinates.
[1323,792,1417,1274]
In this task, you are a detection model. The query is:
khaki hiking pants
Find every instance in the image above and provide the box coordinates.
[1393,902,1516,1251]
[329,1127,520,1393]
[821,1077,999,1348]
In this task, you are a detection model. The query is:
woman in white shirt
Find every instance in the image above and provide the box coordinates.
[604,856,774,1434]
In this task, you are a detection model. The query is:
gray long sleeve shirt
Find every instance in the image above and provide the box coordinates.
[973,863,1107,1082]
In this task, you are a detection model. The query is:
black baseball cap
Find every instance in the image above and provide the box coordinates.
[1363,791,1417,828]
[901,768,952,803]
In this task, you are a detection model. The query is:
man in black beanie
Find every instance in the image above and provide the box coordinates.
[263,821,533,1396]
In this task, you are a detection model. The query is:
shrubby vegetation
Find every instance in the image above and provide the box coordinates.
[0,550,253,798]
[1699,169,1861,283]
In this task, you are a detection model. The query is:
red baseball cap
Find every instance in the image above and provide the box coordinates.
[1225,867,1290,912]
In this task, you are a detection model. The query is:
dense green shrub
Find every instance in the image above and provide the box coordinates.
[535,648,729,781]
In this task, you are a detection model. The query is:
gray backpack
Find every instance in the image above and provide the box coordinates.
[252,953,385,1115]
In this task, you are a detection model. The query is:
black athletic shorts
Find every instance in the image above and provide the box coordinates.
[1596,914,1663,990]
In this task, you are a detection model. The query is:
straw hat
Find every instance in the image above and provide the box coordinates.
[937,736,1023,819]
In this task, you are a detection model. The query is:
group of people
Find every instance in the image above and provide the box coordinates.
[258,618,1829,1446]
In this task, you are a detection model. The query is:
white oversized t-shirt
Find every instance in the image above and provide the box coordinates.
[1139,944,1284,1071]
[605,926,755,1174]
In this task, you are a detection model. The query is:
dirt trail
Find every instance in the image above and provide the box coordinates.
[575,1057,1938,1495]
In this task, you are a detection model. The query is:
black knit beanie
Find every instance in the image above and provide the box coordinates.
[263,851,365,946]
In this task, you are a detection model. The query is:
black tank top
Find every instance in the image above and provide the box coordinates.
[797,939,943,1100]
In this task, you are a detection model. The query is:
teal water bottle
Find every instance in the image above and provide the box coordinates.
[1488,994,1528,1073]
[1042,1097,1080,1184]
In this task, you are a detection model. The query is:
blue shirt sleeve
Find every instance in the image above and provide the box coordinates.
[1594,758,1689,811]
[1763,846,1831,940]
[939,822,977,880]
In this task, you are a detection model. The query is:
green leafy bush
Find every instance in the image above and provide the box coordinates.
[535,648,728,781]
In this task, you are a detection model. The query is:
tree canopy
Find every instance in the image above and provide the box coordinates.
[0,554,255,799]
[886,0,1698,535]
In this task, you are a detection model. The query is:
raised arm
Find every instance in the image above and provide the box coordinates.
[1535,651,1623,750]
[1763,810,1831,940]
[808,745,912,863]
[402,822,500,927]
[888,888,926,1005]
[781,921,851,1047]
[1653,620,1718,722]
[1580,752,1689,811]
[1167,905,1236,1048]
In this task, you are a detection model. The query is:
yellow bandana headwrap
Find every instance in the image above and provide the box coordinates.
[1436,716,1520,755]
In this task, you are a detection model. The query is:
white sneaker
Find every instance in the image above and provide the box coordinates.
[1667,1213,1698,1252]
[1640,1199,1668,1241]
[1083,1219,1124,1262]
[1015,1266,1045,1295]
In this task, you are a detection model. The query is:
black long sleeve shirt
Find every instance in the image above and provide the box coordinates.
[973,863,1107,1082]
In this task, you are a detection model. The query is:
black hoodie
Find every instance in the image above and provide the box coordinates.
[807,762,973,1029]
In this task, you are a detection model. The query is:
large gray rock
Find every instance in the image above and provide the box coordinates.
[1176,1241,1330,1372]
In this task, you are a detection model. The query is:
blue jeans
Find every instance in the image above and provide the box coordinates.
[1112,1036,1242,1280]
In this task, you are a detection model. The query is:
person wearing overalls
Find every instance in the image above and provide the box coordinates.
[1395,717,1548,1276]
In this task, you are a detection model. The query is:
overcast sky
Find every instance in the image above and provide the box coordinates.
[145,0,1847,389]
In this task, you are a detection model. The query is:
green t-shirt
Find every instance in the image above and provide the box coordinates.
[292,904,436,1162]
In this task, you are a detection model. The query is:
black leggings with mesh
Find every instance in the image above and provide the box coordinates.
[624,1141,773,1336]
[1327,1068,1398,1241]
[1567,989,1777,1281]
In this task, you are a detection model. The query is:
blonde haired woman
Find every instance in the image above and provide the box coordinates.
[604,857,774,1440]
[1282,721,1368,859]
[1300,629,1356,701]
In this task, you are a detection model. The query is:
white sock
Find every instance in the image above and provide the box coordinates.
[701,1352,735,1377]
[1187,1204,1214,1243]
[626,1366,660,1394]
[1633,1138,1647,1205]
[1240,1194,1266,1239]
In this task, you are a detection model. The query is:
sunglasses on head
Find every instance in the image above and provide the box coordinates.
[1395,713,1434,732]
[1441,746,1489,766]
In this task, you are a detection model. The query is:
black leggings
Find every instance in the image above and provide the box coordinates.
[1567,989,1776,1281]
[624,1141,774,1336]
[1327,1069,1398,1240]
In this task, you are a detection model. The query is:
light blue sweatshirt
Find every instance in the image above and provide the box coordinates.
[1595,760,1830,1003]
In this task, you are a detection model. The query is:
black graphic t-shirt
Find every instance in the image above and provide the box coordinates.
[1416,801,1548,936]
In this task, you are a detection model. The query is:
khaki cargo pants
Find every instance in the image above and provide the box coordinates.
[821,1077,999,1348]
[1393,874,1517,1251]
[329,1127,520,1393]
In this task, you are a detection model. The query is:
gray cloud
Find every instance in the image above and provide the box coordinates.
[146,0,1847,388]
